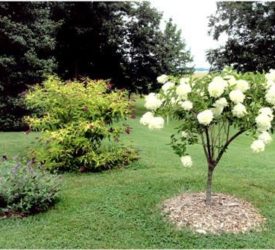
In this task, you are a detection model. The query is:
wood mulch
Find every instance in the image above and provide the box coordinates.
[162,192,266,234]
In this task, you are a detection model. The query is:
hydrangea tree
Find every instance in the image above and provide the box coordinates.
[140,68,275,205]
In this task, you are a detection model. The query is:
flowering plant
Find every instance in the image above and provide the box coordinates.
[141,68,275,205]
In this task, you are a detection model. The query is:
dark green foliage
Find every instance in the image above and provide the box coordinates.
[122,4,193,94]
[160,19,193,75]
[51,2,128,84]
[207,2,275,72]
[0,1,192,130]
[52,2,192,95]
[0,2,59,131]
[0,160,60,215]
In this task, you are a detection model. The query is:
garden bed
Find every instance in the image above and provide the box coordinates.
[162,192,266,234]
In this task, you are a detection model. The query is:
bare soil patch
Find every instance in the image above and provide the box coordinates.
[162,192,266,234]
[0,210,27,219]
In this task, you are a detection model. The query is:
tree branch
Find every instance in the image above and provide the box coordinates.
[215,129,245,166]
[226,122,230,142]
[201,133,208,159]
[205,127,213,163]
[210,125,215,159]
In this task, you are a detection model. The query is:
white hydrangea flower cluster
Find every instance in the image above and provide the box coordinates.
[225,76,250,92]
[255,113,272,131]
[265,69,275,82]
[180,77,190,85]
[214,97,228,108]
[157,74,169,84]
[143,75,194,167]
[264,69,275,89]
[148,117,165,130]
[229,89,245,104]
[162,81,175,95]
[205,75,249,121]
[179,100,193,111]
[208,76,228,98]
[249,69,275,153]
[228,85,247,118]
[235,79,250,92]
[176,82,192,99]
[181,131,188,137]
[197,109,214,126]
[140,111,154,125]
[142,71,275,164]
[232,103,247,118]
[251,107,274,153]
[212,97,228,117]
[250,139,265,153]
[258,131,272,144]
[250,109,273,152]
[224,75,236,86]
[180,155,192,167]
[265,84,275,106]
[144,93,163,110]
[265,70,275,105]
[140,112,164,130]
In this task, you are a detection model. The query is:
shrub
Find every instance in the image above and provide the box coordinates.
[24,76,138,172]
[141,67,275,205]
[0,160,60,216]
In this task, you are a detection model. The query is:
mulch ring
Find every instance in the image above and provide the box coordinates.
[162,192,266,235]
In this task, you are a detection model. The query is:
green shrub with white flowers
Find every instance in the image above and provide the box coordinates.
[140,67,275,205]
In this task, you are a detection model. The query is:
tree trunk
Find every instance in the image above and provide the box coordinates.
[206,165,214,205]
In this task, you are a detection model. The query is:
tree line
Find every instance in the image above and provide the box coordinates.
[0,2,193,131]
[1,1,274,131]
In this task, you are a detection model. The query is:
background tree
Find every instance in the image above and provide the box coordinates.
[51,2,128,84]
[52,1,193,95]
[160,19,193,75]
[0,2,58,130]
[207,2,275,72]
[0,1,192,130]
[123,3,193,95]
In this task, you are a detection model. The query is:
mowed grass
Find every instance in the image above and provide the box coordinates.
[0,98,275,248]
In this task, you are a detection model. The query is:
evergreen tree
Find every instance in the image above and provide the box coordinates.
[51,2,128,83]
[53,2,193,95]
[0,2,58,130]
[0,2,192,130]
[161,19,193,75]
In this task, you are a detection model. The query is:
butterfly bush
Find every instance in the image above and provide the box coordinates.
[140,67,275,204]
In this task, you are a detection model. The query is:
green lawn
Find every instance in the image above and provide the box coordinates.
[0,99,275,248]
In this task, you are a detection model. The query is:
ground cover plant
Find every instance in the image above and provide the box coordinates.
[0,98,274,248]
[0,160,60,216]
[24,76,137,172]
